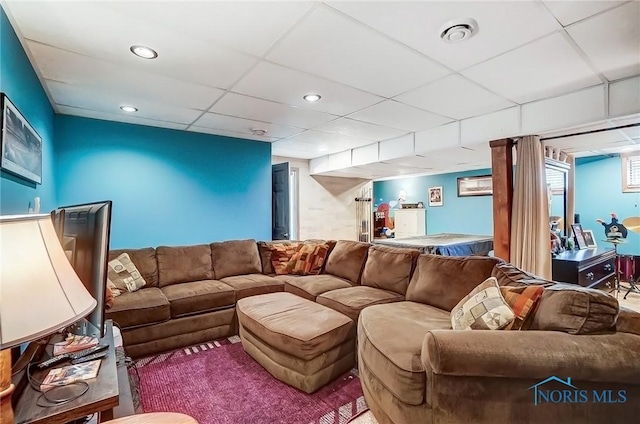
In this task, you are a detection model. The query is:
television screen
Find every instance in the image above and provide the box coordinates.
[53,201,112,337]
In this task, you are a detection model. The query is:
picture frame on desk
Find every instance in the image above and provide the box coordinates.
[571,223,588,250]
[583,229,597,248]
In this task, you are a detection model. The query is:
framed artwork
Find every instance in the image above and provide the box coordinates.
[571,224,588,250]
[1,93,42,184]
[457,175,493,197]
[582,230,597,248]
[428,186,443,207]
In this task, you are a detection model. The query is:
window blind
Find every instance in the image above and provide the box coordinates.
[546,169,565,195]
[626,154,640,189]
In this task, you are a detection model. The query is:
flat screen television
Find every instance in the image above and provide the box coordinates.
[52,201,112,337]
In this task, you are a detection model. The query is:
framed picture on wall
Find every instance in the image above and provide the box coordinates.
[428,186,443,207]
[0,93,42,184]
[457,175,493,196]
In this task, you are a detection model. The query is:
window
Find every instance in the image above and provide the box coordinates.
[622,153,640,192]
[546,168,566,195]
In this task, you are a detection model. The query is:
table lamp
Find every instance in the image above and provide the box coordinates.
[0,214,97,424]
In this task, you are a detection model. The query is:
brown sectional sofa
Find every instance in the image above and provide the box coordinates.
[107,238,640,423]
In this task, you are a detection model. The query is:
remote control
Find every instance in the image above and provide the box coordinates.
[71,351,107,365]
[36,354,70,370]
[69,344,109,360]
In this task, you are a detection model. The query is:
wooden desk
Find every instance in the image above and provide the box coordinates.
[14,322,120,424]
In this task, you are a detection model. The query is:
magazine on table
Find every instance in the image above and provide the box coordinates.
[40,360,102,391]
[53,335,98,356]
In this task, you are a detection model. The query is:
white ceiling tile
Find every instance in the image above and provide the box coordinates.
[233,61,384,116]
[28,42,225,111]
[49,81,203,125]
[545,131,630,151]
[329,1,561,70]
[328,151,353,170]
[56,105,189,131]
[313,118,408,141]
[191,113,301,139]
[272,140,323,159]
[9,1,257,90]
[542,1,626,26]
[211,93,337,128]
[266,5,450,97]
[395,75,515,119]
[415,122,460,154]
[610,77,640,117]
[352,143,379,166]
[348,100,453,132]
[461,32,602,104]
[379,134,415,161]
[566,2,640,81]
[461,107,520,146]
[188,126,278,143]
[283,130,374,151]
[522,85,605,134]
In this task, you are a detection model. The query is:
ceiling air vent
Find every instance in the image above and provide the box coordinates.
[439,18,478,43]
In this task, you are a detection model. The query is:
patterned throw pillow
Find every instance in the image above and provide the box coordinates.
[107,253,147,297]
[500,285,545,330]
[286,242,330,276]
[451,277,516,330]
[268,242,301,275]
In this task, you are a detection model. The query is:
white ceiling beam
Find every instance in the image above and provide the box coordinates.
[378,134,414,161]
[609,76,640,118]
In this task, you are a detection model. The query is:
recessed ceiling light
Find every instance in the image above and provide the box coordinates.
[130,45,158,59]
[120,105,138,113]
[439,18,478,43]
[303,93,321,102]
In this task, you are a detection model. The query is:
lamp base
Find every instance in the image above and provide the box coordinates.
[1,349,15,424]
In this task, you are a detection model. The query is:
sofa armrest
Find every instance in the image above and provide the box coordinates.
[422,329,640,384]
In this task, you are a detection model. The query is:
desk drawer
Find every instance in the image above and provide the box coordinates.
[578,257,615,287]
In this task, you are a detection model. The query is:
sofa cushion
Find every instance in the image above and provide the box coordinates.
[107,252,147,296]
[109,247,158,287]
[258,241,301,275]
[616,306,640,335]
[211,239,262,279]
[220,274,284,300]
[358,301,451,406]
[500,285,545,330]
[406,254,501,311]
[283,274,353,301]
[237,292,354,360]
[529,284,619,334]
[316,286,404,322]
[286,242,330,275]
[451,277,515,330]
[156,244,214,287]
[491,262,555,288]
[361,245,419,295]
[105,287,170,329]
[323,240,370,284]
[161,280,235,318]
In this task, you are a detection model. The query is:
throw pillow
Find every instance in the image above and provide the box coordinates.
[107,253,147,296]
[451,277,516,330]
[105,285,114,309]
[500,285,545,330]
[268,242,301,275]
[286,242,330,276]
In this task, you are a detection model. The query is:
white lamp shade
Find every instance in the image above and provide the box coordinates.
[0,214,97,349]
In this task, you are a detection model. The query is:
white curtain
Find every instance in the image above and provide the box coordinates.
[510,135,551,279]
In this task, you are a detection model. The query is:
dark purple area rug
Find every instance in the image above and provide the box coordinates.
[134,336,366,424]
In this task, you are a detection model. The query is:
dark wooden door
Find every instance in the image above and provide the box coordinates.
[272,162,290,240]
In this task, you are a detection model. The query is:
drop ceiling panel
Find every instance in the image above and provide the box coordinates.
[313,118,408,141]
[415,122,459,154]
[49,82,203,125]
[395,74,515,120]
[352,143,379,166]
[379,134,415,161]
[542,1,626,26]
[189,126,279,143]
[566,2,640,81]
[461,107,520,146]
[329,1,561,71]
[9,1,257,90]
[191,113,301,139]
[271,140,323,159]
[348,100,453,132]
[461,33,602,104]
[28,42,225,111]
[211,93,337,128]
[610,77,640,117]
[283,130,374,151]
[56,106,189,131]
[232,61,384,116]
[266,5,450,97]
[544,130,629,151]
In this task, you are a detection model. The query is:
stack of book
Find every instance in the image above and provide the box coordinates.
[53,334,98,356]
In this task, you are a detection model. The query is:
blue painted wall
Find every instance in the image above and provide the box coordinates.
[575,156,640,255]
[373,169,494,236]
[0,7,56,214]
[54,116,272,249]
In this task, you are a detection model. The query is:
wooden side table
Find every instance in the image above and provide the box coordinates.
[105,412,198,424]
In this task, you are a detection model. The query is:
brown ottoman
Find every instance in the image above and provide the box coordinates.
[236,292,356,393]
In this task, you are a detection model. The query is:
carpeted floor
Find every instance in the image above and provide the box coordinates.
[134,336,367,424]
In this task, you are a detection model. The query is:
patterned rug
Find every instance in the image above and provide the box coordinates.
[134,336,367,424]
